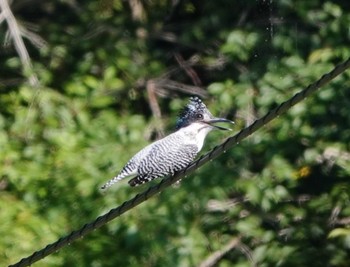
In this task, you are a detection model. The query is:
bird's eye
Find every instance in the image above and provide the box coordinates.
[196,114,203,119]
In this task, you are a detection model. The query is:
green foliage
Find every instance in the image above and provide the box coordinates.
[1,0,350,266]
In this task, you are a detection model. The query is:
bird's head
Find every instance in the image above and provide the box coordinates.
[175,97,234,130]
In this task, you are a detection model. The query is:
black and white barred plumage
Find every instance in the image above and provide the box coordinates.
[101,97,233,189]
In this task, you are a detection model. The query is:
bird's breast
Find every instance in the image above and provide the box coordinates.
[180,123,213,152]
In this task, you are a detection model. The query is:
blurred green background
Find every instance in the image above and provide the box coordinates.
[1,0,350,266]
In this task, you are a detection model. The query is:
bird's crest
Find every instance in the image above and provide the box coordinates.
[176,96,209,129]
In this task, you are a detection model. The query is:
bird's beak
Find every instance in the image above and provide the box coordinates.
[204,118,235,131]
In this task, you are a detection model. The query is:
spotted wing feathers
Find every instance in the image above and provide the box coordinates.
[128,142,198,186]
[101,135,198,189]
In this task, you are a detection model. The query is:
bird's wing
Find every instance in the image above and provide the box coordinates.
[117,143,154,178]
[128,142,198,186]
[100,143,154,190]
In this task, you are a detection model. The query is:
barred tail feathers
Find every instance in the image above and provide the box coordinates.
[100,175,122,190]
[101,169,137,190]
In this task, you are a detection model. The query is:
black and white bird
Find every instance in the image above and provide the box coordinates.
[101,96,234,189]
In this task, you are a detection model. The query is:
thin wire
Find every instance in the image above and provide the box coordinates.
[9,57,350,267]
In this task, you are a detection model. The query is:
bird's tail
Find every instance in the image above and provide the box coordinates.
[100,175,123,190]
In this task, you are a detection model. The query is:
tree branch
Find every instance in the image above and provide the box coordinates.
[198,237,241,267]
[0,0,39,87]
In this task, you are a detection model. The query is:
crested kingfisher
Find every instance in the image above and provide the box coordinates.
[101,96,234,189]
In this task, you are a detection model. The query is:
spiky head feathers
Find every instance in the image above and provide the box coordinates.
[175,97,213,130]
